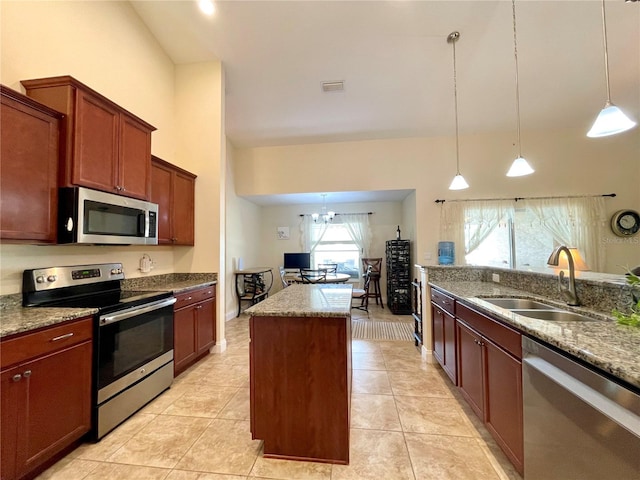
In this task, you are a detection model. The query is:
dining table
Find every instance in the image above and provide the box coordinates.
[290,272,351,284]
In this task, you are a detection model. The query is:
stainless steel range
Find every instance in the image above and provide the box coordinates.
[23,263,176,440]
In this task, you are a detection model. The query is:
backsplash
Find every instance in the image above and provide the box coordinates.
[424,266,634,315]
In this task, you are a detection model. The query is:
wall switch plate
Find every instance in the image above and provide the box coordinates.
[424,252,432,261]
[492,273,500,283]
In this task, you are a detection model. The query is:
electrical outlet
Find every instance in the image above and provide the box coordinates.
[492,273,500,283]
[424,252,432,261]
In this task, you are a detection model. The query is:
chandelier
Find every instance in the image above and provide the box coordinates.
[312,194,335,224]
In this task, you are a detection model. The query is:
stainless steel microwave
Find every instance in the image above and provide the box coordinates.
[58,187,158,245]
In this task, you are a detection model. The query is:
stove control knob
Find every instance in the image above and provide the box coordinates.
[111,268,122,275]
[36,275,45,284]
[47,275,57,283]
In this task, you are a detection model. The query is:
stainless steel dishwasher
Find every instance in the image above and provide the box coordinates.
[522,336,640,480]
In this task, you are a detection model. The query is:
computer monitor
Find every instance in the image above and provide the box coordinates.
[284,252,311,269]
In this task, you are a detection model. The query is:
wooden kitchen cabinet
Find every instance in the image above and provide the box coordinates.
[151,156,196,245]
[250,313,351,464]
[0,317,93,480]
[1,85,62,243]
[430,288,457,384]
[173,285,216,376]
[21,75,155,200]
[455,303,523,475]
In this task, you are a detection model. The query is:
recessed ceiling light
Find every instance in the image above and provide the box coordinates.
[198,0,215,16]
[322,81,344,93]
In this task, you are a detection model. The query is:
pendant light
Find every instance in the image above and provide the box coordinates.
[506,0,534,177]
[587,0,636,137]
[447,31,469,191]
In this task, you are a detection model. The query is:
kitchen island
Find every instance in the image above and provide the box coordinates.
[246,283,353,464]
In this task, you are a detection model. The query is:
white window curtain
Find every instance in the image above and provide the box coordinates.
[340,213,372,258]
[522,197,606,271]
[300,215,329,255]
[440,200,513,263]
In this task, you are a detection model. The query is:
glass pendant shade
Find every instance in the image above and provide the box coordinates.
[449,174,469,190]
[587,103,637,137]
[506,157,535,177]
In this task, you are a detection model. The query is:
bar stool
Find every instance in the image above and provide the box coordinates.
[361,258,383,308]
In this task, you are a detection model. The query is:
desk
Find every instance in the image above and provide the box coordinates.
[290,273,351,284]
[235,268,273,317]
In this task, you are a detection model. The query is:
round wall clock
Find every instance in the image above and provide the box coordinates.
[610,209,640,237]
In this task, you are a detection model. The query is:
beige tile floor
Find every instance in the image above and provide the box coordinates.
[37,306,522,480]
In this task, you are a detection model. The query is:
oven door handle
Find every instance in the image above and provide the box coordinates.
[99,297,177,326]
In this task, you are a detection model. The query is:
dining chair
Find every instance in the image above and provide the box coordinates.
[352,265,372,314]
[318,263,338,274]
[279,267,290,288]
[361,258,383,308]
[299,269,328,284]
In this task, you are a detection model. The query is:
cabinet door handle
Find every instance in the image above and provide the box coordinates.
[51,332,74,342]
[12,374,22,382]
[22,370,32,378]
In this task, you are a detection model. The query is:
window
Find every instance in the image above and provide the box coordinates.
[311,223,360,278]
[465,210,556,269]
[441,197,606,271]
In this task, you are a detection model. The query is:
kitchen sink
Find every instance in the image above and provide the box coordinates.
[480,298,558,310]
[510,309,597,322]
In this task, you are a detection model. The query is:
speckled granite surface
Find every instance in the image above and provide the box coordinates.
[428,279,640,390]
[423,265,635,314]
[246,284,353,318]
[122,273,217,294]
[0,306,97,338]
[0,273,217,338]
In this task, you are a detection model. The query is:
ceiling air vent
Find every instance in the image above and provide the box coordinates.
[321,81,344,93]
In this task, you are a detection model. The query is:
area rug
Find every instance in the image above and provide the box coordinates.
[351,320,414,341]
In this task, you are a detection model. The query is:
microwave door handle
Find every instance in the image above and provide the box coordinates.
[138,213,146,236]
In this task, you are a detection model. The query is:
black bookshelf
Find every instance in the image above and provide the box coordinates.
[385,240,412,314]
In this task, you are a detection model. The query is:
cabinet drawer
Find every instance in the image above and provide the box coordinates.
[456,303,521,359]
[174,285,215,309]
[1,317,93,369]
[431,288,455,315]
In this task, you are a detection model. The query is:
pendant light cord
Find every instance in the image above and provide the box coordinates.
[512,0,523,159]
[600,0,612,104]
[449,32,461,175]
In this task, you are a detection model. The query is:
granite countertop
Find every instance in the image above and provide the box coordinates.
[0,274,217,339]
[245,283,353,318]
[429,280,640,390]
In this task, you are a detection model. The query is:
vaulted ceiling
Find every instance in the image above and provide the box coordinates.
[131,1,639,204]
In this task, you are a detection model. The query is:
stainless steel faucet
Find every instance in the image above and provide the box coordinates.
[547,246,580,306]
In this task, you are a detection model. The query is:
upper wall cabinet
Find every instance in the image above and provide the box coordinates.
[1,85,62,243]
[21,76,156,201]
[151,156,196,246]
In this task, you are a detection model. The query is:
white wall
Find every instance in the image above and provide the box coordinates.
[225,141,262,320]
[233,128,640,274]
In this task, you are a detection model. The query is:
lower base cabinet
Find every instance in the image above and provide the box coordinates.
[431,288,457,384]
[250,314,351,464]
[1,317,93,480]
[455,303,524,476]
[173,285,216,376]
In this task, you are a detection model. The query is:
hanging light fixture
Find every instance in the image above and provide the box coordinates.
[312,194,335,224]
[447,31,469,191]
[587,0,636,137]
[506,0,535,178]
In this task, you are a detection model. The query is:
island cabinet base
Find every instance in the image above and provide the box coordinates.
[249,314,352,464]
